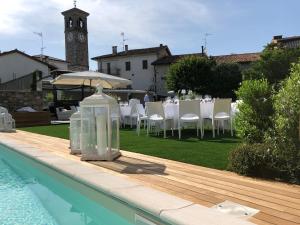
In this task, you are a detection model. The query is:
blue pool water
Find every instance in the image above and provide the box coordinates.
[0,145,141,225]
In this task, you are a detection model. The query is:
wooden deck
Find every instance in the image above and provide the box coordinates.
[0,130,299,225]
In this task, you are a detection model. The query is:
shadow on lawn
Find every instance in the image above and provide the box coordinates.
[121,127,240,144]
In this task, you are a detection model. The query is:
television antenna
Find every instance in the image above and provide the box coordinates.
[120,32,128,51]
[33,32,45,56]
[203,33,212,54]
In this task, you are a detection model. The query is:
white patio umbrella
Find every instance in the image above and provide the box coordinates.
[51,71,132,88]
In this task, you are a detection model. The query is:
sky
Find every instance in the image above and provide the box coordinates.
[0,0,300,70]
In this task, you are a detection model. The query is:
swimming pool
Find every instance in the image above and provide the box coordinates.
[0,144,163,225]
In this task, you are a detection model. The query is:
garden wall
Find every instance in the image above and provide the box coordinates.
[0,91,44,112]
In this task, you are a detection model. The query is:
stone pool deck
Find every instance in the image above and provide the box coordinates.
[0,130,299,225]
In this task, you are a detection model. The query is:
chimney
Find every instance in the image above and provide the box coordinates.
[273,35,283,40]
[201,45,205,55]
[112,46,118,54]
[159,44,163,47]
[125,45,128,52]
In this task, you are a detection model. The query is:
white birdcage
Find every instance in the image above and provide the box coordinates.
[0,107,15,132]
[80,86,120,161]
[69,109,81,154]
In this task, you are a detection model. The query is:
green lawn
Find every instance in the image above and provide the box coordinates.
[19,124,240,170]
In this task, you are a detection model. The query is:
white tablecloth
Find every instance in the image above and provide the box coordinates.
[120,106,131,117]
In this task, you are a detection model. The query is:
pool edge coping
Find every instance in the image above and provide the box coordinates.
[0,138,255,225]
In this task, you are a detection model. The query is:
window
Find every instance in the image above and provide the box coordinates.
[107,63,111,74]
[125,61,131,71]
[69,18,73,28]
[142,60,148,69]
[79,18,84,28]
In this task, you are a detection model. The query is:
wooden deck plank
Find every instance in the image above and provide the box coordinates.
[0,130,300,225]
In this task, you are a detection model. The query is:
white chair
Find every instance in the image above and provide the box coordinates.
[178,100,203,139]
[56,107,74,121]
[146,102,173,138]
[210,98,233,138]
[129,98,140,107]
[124,100,140,128]
[136,104,148,136]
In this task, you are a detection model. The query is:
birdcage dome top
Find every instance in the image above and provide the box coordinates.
[80,86,117,106]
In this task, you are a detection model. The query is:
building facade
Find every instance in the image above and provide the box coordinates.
[0,49,52,84]
[92,45,171,91]
[271,35,300,48]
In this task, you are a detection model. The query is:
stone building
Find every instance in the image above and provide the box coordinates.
[62,6,89,71]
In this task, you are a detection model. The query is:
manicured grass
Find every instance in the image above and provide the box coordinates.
[19,124,240,170]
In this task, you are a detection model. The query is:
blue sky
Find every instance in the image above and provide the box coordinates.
[0,0,299,69]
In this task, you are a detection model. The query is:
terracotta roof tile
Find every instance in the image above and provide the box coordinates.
[213,53,261,64]
[152,52,260,65]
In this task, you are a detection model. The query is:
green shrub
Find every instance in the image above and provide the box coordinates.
[228,143,276,178]
[235,79,274,143]
[270,62,300,183]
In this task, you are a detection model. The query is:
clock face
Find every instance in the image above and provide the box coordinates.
[67,33,73,42]
[78,33,86,43]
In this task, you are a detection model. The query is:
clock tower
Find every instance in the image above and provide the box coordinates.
[62,6,89,71]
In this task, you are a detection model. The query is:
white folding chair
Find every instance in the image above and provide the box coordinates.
[146,102,172,138]
[136,104,148,136]
[129,98,140,107]
[178,100,203,139]
[211,98,233,138]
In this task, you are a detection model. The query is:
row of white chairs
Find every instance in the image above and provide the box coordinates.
[123,99,233,139]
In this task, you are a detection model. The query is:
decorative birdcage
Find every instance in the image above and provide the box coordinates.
[80,86,120,161]
[0,107,15,132]
[69,109,81,154]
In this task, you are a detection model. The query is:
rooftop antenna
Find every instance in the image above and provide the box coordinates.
[73,0,77,7]
[120,32,128,51]
[204,33,212,54]
[33,32,45,57]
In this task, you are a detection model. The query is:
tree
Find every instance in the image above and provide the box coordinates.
[212,63,242,99]
[243,44,300,86]
[166,56,215,94]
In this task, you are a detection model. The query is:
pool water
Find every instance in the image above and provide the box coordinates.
[0,145,142,225]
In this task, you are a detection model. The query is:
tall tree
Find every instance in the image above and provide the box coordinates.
[166,56,215,94]
[243,44,300,86]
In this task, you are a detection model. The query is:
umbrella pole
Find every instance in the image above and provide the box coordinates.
[81,85,84,100]
[90,79,92,94]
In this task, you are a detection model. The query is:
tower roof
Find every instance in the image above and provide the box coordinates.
[61,7,89,16]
